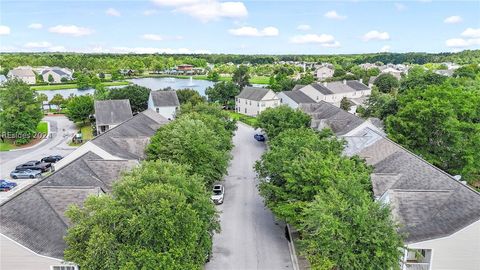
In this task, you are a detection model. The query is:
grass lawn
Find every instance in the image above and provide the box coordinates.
[31,81,130,91]
[0,142,14,151]
[36,121,48,134]
[227,111,258,127]
[68,123,93,146]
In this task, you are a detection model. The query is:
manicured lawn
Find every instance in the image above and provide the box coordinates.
[0,142,14,151]
[36,121,48,134]
[227,111,258,127]
[80,124,93,141]
[31,81,130,91]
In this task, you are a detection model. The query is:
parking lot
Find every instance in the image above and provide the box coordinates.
[0,116,77,203]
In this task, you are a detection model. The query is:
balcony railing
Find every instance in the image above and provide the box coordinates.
[405,262,430,270]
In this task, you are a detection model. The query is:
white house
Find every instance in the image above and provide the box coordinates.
[148,90,180,120]
[278,89,315,109]
[0,75,7,85]
[297,80,371,107]
[41,68,73,83]
[7,67,36,84]
[235,87,280,116]
[315,65,334,81]
[94,99,133,135]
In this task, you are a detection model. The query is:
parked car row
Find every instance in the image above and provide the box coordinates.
[9,155,63,180]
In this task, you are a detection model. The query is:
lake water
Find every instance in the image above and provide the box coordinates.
[37,77,216,100]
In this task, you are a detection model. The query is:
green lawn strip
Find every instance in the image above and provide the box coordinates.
[0,142,14,151]
[31,81,130,91]
[227,111,258,126]
[36,121,48,134]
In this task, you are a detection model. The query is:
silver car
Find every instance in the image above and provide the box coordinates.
[10,169,42,179]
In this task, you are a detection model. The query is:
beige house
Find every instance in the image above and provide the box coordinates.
[315,66,335,81]
[7,67,36,84]
[297,80,371,107]
[235,87,280,116]
[41,68,72,83]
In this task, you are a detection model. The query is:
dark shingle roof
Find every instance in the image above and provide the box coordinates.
[300,102,365,135]
[94,99,133,126]
[358,137,480,244]
[91,110,168,159]
[291,84,305,91]
[236,87,270,101]
[281,91,315,104]
[42,69,68,76]
[150,91,180,107]
[310,83,334,95]
[0,151,138,259]
[346,80,370,91]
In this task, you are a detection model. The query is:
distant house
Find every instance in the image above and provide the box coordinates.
[7,67,36,84]
[0,75,7,85]
[435,69,455,77]
[41,68,72,83]
[235,87,280,116]
[94,99,133,135]
[380,67,403,80]
[315,65,334,81]
[148,90,180,120]
[278,90,315,109]
[296,79,371,107]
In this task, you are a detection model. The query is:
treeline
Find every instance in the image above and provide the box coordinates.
[64,103,235,269]
[361,64,480,187]
[1,50,479,72]
[254,106,404,269]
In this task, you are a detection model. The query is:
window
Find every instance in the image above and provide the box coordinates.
[245,108,247,114]
[261,102,266,107]
[249,101,252,105]
[51,265,77,270]
[100,125,109,133]
[156,108,159,113]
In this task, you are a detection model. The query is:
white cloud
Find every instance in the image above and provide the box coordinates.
[28,23,43,29]
[446,38,480,48]
[297,24,311,31]
[0,25,11,35]
[47,46,67,52]
[444,16,462,24]
[143,9,158,16]
[49,25,93,36]
[290,34,340,47]
[111,46,211,54]
[152,0,248,22]
[229,26,279,37]
[461,28,480,38]
[24,41,52,48]
[106,8,121,17]
[380,45,391,52]
[324,10,346,20]
[142,34,164,41]
[394,3,407,11]
[362,30,390,41]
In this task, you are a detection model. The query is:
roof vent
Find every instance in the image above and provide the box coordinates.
[343,79,347,85]
[453,175,462,181]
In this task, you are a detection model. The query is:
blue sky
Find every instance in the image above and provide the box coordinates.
[0,0,479,54]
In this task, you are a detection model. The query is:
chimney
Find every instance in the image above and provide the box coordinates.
[343,79,346,85]
[359,78,363,84]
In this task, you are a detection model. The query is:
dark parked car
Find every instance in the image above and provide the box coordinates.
[41,155,63,163]
[10,169,42,179]
[15,160,51,172]
[0,179,17,191]
[254,134,265,142]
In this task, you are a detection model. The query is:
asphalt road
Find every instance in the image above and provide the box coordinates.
[0,115,77,203]
[206,123,293,270]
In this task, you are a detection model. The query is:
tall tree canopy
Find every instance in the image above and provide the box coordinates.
[66,95,94,123]
[107,84,151,112]
[232,65,251,89]
[255,105,311,139]
[374,73,400,93]
[205,81,239,108]
[176,89,206,105]
[0,80,43,144]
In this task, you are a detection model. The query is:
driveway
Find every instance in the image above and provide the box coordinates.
[0,115,77,203]
[206,123,292,270]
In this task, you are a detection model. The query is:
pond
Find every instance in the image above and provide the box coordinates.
[37,77,216,100]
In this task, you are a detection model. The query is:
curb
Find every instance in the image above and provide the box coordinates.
[286,224,300,270]
[9,121,51,152]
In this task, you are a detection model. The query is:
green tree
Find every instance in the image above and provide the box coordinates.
[178,103,237,133]
[66,95,94,123]
[255,105,311,139]
[207,71,220,82]
[76,73,91,90]
[36,73,44,83]
[205,81,239,109]
[361,90,398,120]
[65,160,219,270]
[0,80,43,144]
[146,116,231,186]
[60,77,68,83]
[340,97,351,111]
[232,65,250,89]
[37,93,49,111]
[107,84,151,112]
[176,89,206,105]
[453,65,478,79]
[333,68,346,77]
[297,73,315,85]
[93,84,109,100]
[374,73,399,93]
[50,94,65,111]
[48,74,54,83]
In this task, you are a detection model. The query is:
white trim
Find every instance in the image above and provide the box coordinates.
[0,233,63,262]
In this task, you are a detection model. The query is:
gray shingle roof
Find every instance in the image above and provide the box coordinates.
[8,68,35,78]
[357,137,480,244]
[346,80,370,91]
[300,102,365,135]
[41,69,68,77]
[94,99,133,126]
[281,91,315,104]
[91,110,168,159]
[150,90,180,107]
[291,84,305,92]
[310,83,334,95]
[236,87,270,101]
